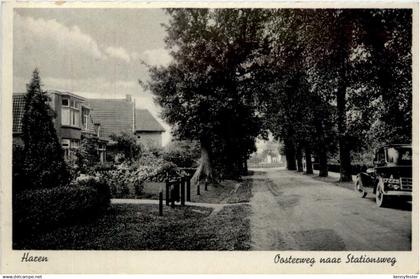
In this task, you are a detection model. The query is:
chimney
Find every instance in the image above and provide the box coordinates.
[126,94,132,102]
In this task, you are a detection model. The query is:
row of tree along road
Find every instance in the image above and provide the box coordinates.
[143,9,412,183]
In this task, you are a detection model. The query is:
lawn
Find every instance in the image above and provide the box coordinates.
[14,203,252,250]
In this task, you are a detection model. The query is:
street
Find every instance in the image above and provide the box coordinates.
[249,168,412,251]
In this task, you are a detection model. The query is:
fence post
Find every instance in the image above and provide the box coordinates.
[159,191,163,216]
[165,181,170,206]
[171,185,175,208]
[181,178,185,206]
[186,176,191,202]
[175,180,180,202]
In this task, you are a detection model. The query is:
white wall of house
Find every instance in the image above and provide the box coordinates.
[136,132,163,148]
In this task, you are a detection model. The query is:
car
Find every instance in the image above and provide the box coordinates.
[354,144,412,207]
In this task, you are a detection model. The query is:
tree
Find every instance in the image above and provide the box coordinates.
[109,132,142,162]
[21,69,70,189]
[144,9,269,184]
[73,137,102,174]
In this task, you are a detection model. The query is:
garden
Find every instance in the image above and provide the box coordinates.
[13,70,253,250]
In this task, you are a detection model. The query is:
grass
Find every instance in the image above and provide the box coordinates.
[14,203,252,250]
[227,179,253,203]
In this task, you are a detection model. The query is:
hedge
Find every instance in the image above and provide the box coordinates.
[13,177,110,237]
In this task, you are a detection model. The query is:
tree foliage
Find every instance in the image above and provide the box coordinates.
[145,9,270,182]
[109,132,142,162]
[144,9,412,180]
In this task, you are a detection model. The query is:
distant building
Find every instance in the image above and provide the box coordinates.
[88,95,165,149]
[88,95,136,140]
[13,91,107,162]
[134,109,165,148]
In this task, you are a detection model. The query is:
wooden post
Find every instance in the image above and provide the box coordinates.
[165,181,170,206]
[171,185,175,208]
[175,180,180,202]
[181,178,185,206]
[159,191,163,216]
[186,176,191,202]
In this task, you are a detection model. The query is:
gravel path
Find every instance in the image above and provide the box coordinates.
[249,168,411,251]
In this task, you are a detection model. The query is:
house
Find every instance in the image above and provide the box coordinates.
[13,91,107,162]
[87,95,136,141]
[88,95,165,149]
[134,109,165,148]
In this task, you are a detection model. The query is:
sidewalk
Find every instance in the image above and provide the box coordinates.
[111,198,249,209]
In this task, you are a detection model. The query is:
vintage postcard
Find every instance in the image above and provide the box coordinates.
[0,1,419,275]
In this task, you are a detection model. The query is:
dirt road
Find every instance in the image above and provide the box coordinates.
[249,168,412,251]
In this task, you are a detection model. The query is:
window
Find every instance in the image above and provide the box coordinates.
[62,139,70,159]
[70,139,80,149]
[376,148,385,163]
[83,115,88,130]
[62,98,69,106]
[82,107,90,130]
[61,108,70,125]
[61,98,80,127]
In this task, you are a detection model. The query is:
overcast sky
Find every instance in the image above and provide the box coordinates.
[13,8,173,145]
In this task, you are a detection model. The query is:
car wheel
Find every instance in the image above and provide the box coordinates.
[375,182,388,207]
[355,178,367,198]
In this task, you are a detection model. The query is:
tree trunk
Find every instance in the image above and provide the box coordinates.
[242,156,248,176]
[337,80,352,182]
[336,14,353,182]
[318,147,328,177]
[285,138,297,171]
[296,146,303,172]
[191,138,214,186]
[305,146,313,174]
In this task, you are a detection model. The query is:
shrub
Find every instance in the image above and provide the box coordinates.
[109,132,142,162]
[162,140,200,168]
[99,164,135,198]
[13,177,110,238]
[99,153,187,198]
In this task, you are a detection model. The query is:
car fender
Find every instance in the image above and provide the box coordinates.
[374,177,385,194]
[358,172,375,188]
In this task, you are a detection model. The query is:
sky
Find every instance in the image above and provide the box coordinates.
[13,8,173,145]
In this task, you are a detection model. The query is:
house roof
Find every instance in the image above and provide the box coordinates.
[48,90,86,101]
[135,109,165,132]
[13,94,25,134]
[88,98,135,139]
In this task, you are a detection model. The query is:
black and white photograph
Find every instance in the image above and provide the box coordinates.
[1,2,418,275]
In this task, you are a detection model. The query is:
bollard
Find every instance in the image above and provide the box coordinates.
[165,181,170,206]
[186,176,191,202]
[205,179,208,191]
[181,178,185,206]
[197,182,200,195]
[159,191,163,216]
